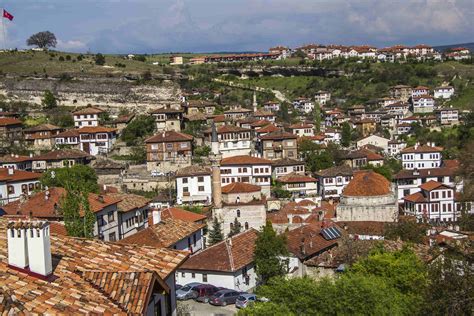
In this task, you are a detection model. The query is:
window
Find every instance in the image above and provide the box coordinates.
[108,211,115,222]
[28,183,34,190]
[7,185,14,194]
[202,274,208,282]
[183,187,189,193]
[237,210,241,217]
[109,232,116,242]
[181,272,185,277]
[442,191,446,199]
[198,176,204,182]
[166,143,173,149]
[447,191,452,198]
[245,222,249,230]
[21,184,27,194]
[182,178,188,184]
[191,273,195,278]
[198,186,205,192]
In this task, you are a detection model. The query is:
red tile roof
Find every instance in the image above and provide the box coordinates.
[0,169,41,183]
[401,145,443,153]
[419,180,450,192]
[221,182,261,194]
[161,207,207,223]
[0,154,32,163]
[176,165,211,177]
[343,171,391,196]
[31,149,92,161]
[286,223,340,260]
[221,155,272,166]
[180,229,258,272]
[256,124,281,134]
[403,192,427,203]
[0,117,22,126]
[260,130,297,140]
[145,131,193,143]
[78,126,117,134]
[278,173,317,183]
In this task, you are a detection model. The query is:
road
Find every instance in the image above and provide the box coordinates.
[178,299,237,316]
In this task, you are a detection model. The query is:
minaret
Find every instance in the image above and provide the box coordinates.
[210,122,222,208]
[253,91,257,113]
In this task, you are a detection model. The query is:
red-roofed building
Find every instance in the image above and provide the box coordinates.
[77,126,117,156]
[0,169,41,205]
[288,123,314,137]
[259,130,298,160]
[0,117,22,142]
[145,131,193,172]
[401,143,442,170]
[73,106,104,128]
[23,124,63,150]
[277,172,318,197]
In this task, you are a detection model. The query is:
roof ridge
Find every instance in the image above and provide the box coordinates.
[225,239,235,271]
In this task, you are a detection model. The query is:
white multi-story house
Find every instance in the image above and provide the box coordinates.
[385,102,410,116]
[315,165,353,199]
[272,158,305,178]
[78,126,117,156]
[263,101,280,112]
[314,91,331,105]
[401,144,442,170]
[411,86,430,98]
[224,108,253,121]
[108,193,151,240]
[204,125,253,158]
[403,181,468,222]
[434,86,454,99]
[53,129,80,148]
[412,95,435,113]
[324,128,341,144]
[435,108,459,125]
[73,107,104,128]
[277,173,318,198]
[288,123,314,137]
[293,98,314,113]
[0,168,41,205]
[356,135,390,152]
[394,166,460,203]
[387,139,407,156]
[220,155,272,196]
[175,165,212,205]
[177,229,258,292]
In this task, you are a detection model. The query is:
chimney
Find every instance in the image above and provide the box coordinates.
[97,195,105,203]
[152,209,161,225]
[7,221,53,277]
[7,168,14,176]
[29,153,33,158]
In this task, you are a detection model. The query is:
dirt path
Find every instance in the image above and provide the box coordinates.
[212,78,289,103]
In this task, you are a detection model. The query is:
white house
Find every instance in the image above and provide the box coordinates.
[78,126,117,156]
[176,229,258,292]
[175,165,212,205]
[394,165,460,203]
[0,168,41,205]
[315,165,353,199]
[73,107,104,128]
[288,123,314,137]
[435,108,459,125]
[272,158,305,178]
[401,144,443,170]
[434,86,454,99]
[403,181,467,222]
[220,155,272,196]
[263,101,280,112]
[356,135,390,152]
[204,125,253,158]
[411,86,430,98]
[0,155,32,171]
[53,129,80,148]
[293,98,314,113]
[324,129,341,144]
[277,173,318,198]
[412,95,435,113]
[387,139,407,156]
[314,91,331,105]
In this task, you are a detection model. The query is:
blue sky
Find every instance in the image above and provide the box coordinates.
[1,0,473,53]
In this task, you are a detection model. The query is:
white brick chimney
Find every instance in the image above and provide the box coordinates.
[7,221,53,277]
[152,209,161,224]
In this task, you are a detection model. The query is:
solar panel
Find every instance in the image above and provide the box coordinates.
[321,226,341,240]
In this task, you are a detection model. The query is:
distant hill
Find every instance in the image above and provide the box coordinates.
[434,42,474,52]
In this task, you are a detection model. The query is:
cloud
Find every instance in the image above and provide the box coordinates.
[56,39,87,52]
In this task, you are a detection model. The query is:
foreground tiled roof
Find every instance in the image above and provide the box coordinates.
[221,155,272,166]
[343,171,391,196]
[336,221,386,236]
[0,154,32,163]
[204,124,251,134]
[0,218,188,314]
[180,229,258,272]
[256,124,281,134]
[0,169,41,183]
[345,148,383,161]
[108,193,151,213]
[145,131,193,143]
[286,223,341,260]
[118,218,204,248]
[161,207,207,223]
[221,182,261,194]
[55,129,80,138]
[403,192,427,203]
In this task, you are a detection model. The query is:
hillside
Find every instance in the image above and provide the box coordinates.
[434,42,474,52]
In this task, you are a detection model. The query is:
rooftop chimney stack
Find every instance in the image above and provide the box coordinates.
[152,209,161,225]
[7,168,13,176]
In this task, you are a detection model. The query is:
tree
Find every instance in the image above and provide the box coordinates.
[305,150,334,173]
[121,115,155,146]
[26,31,57,49]
[313,103,321,133]
[41,90,57,109]
[94,53,106,66]
[41,165,99,194]
[208,217,224,245]
[228,217,241,237]
[254,221,289,284]
[341,122,351,147]
[61,189,95,238]
[385,220,427,243]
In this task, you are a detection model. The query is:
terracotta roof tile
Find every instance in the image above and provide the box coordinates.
[180,229,258,272]
[221,182,261,194]
[403,192,427,203]
[260,130,297,140]
[286,223,340,260]
[419,180,450,192]
[343,171,391,196]
[272,158,305,167]
[73,107,104,115]
[32,149,92,161]
[0,118,22,126]
[176,165,211,177]
[78,126,117,134]
[394,167,456,180]
[161,207,207,223]
[256,124,281,134]
[277,173,317,183]
[0,169,41,183]
[0,154,32,163]
[55,129,80,138]
[316,165,353,177]
[108,193,151,213]
[145,131,193,143]
[401,145,443,154]
[221,155,272,166]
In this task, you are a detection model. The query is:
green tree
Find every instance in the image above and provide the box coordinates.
[129,145,147,164]
[313,103,321,133]
[305,150,334,173]
[277,102,291,123]
[121,115,155,146]
[41,90,57,109]
[341,122,351,147]
[41,165,99,194]
[26,31,57,49]
[362,164,393,181]
[95,53,106,66]
[61,189,95,238]
[254,221,289,284]
[385,220,427,243]
[208,217,224,245]
[228,217,241,238]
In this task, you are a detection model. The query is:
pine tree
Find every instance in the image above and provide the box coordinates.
[313,103,321,133]
[208,217,223,245]
[228,217,241,238]
[341,122,352,147]
[42,90,57,109]
[254,220,289,284]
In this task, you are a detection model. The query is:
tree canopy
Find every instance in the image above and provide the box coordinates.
[208,217,224,245]
[41,165,99,194]
[41,90,57,109]
[121,115,155,146]
[26,31,57,49]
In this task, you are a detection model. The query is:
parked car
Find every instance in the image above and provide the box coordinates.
[193,284,220,303]
[175,284,183,291]
[176,282,202,300]
[235,294,257,309]
[209,289,241,306]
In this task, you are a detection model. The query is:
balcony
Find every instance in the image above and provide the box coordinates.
[272,144,283,151]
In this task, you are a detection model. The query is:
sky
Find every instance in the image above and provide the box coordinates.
[0,0,473,54]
